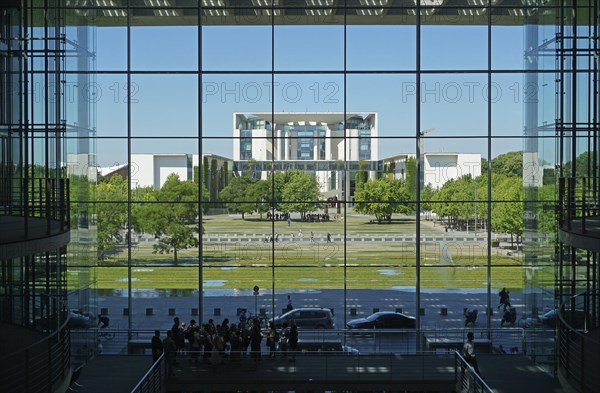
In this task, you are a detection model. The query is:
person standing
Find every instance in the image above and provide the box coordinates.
[162,331,177,378]
[250,318,263,366]
[151,330,163,364]
[463,331,481,376]
[288,318,298,362]
[286,295,293,311]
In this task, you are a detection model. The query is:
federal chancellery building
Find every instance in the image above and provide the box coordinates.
[1,0,599,392]
[122,111,480,196]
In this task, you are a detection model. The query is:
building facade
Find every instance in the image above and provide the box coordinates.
[2,1,600,392]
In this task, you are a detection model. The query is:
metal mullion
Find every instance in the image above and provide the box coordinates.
[572,0,578,182]
[415,0,421,340]
[198,0,204,326]
[486,0,492,332]
[45,0,50,233]
[23,0,30,233]
[126,1,133,335]
[271,0,275,318]
[343,0,347,328]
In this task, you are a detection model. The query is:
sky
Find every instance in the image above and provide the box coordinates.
[81,22,556,168]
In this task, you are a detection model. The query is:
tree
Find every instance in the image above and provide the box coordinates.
[280,171,322,219]
[354,177,411,223]
[405,156,417,199]
[491,176,524,247]
[248,179,272,219]
[219,175,256,219]
[135,174,199,262]
[96,175,128,260]
[491,151,523,178]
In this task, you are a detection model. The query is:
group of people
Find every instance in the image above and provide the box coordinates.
[151,315,299,377]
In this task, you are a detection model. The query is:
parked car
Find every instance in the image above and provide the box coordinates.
[68,309,95,329]
[346,311,416,329]
[272,307,335,329]
[296,339,359,354]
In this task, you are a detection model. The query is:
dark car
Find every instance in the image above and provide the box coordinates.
[296,339,359,354]
[346,311,416,329]
[272,307,335,329]
[67,309,95,329]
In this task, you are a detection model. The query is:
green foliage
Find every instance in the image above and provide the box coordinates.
[354,177,411,223]
[219,175,256,219]
[405,156,417,198]
[491,151,522,177]
[96,175,128,259]
[135,174,199,262]
[490,176,524,245]
[280,170,323,219]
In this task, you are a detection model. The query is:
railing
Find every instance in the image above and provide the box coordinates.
[557,291,600,393]
[0,318,71,393]
[0,177,70,241]
[559,176,599,234]
[454,350,493,393]
[70,326,554,360]
[130,353,165,393]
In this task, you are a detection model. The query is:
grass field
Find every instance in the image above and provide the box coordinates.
[69,213,545,290]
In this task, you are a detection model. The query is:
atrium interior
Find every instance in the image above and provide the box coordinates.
[0,0,599,392]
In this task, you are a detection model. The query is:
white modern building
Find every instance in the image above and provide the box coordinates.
[114,113,481,195]
[382,152,482,189]
[118,153,230,189]
[233,112,379,197]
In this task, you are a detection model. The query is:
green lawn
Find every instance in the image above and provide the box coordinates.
[75,214,534,290]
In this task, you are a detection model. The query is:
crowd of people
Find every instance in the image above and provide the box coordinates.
[151,316,299,376]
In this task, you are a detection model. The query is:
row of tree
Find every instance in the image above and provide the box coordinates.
[93,151,556,260]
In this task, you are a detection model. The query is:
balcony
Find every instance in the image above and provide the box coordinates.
[0,178,70,259]
[558,177,600,252]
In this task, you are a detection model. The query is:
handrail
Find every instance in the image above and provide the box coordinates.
[0,307,71,393]
[454,350,493,393]
[558,176,599,234]
[130,353,165,393]
[557,291,600,393]
[0,296,70,361]
[558,291,599,341]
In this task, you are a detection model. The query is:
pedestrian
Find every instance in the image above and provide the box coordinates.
[286,294,293,311]
[250,318,263,365]
[327,232,332,242]
[310,231,314,242]
[288,318,298,362]
[151,330,163,364]
[267,322,279,358]
[190,326,202,364]
[162,330,177,378]
[463,331,481,376]
[498,287,510,310]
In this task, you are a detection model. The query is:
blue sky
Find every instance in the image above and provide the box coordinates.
[89,23,548,167]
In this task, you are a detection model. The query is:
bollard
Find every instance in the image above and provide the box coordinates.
[440,307,448,316]
[350,308,357,316]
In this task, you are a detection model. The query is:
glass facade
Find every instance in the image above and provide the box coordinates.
[7,1,600,381]
[61,0,554,343]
